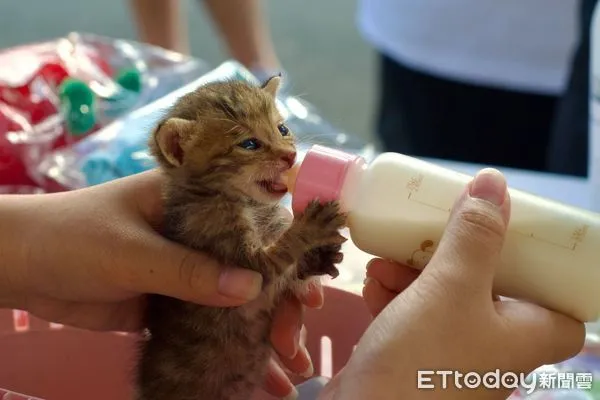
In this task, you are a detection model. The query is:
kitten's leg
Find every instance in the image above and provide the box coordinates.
[297,243,344,280]
[286,243,344,312]
[282,202,347,321]
[242,200,347,283]
[294,201,347,280]
[285,202,346,315]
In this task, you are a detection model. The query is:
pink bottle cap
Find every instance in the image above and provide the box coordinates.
[290,145,364,214]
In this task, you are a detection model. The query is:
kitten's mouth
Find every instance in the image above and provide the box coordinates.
[257,177,288,196]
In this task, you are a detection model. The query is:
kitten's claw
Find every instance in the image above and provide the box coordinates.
[331,252,344,264]
[290,200,346,279]
[298,243,343,280]
[294,200,347,250]
[301,200,347,231]
[331,233,348,246]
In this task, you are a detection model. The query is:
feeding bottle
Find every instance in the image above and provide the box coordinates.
[285,145,600,323]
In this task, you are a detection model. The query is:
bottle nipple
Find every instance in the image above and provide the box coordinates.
[282,163,300,193]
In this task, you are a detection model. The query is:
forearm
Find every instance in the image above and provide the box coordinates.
[128,0,189,54]
[0,195,37,309]
[201,0,280,73]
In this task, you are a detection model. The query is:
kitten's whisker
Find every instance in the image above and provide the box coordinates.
[288,92,308,100]
[293,131,357,151]
[226,125,242,135]
[294,134,330,147]
[205,116,237,125]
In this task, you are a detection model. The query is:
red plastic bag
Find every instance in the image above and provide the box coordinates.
[0,32,209,193]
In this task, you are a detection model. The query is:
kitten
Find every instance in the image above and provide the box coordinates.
[135,76,347,400]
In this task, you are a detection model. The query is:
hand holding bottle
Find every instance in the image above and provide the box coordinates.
[288,145,600,322]
[319,169,585,400]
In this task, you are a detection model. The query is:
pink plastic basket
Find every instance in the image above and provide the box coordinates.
[0,286,372,400]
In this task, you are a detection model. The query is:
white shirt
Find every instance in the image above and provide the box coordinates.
[357,0,580,95]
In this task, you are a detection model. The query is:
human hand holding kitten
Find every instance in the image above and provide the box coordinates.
[0,169,316,398]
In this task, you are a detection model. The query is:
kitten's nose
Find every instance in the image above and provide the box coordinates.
[281,151,297,169]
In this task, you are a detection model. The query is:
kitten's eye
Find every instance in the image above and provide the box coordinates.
[278,123,290,136]
[238,138,262,150]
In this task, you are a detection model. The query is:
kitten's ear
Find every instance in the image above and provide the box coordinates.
[151,117,195,167]
[261,74,282,97]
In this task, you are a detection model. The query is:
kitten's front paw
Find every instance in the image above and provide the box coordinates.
[298,242,344,279]
[294,200,347,250]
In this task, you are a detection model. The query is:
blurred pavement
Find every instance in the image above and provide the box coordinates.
[0,0,376,143]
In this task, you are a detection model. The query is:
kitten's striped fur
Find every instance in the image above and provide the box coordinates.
[135,77,346,400]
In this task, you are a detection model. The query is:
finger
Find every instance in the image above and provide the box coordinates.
[316,370,344,400]
[279,326,314,378]
[363,266,499,317]
[111,231,263,307]
[424,168,511,291]
[25,297,145,332]
[295,278,324,309]
[263,357,298,399]
[109,169,166,228]
[271,295,304,359]
[366,258,420,293]
[496,301,586,371]
[362,277,398,317]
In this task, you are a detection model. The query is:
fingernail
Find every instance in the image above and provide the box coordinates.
[469,168,507,206]
[282,387,299,400]
[366,259,376,270]
[218,267,262,300]
[290,327,301,359]
[364,277,376,285]
[316,283,324,309]
[308,279,324,309]
[363,277,381,290]
[299,345,314,378]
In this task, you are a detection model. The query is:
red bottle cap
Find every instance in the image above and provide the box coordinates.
[290,145,364,213]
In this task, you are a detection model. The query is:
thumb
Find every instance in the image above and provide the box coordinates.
[496,301,585,371]
[423,168,511,291]
[116,233,263,307]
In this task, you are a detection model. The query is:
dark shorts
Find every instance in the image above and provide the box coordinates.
[374,0,597,177]
[546,0,597,177]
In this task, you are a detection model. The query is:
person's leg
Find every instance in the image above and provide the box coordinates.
[546,0,598,177]
[127,0,190,54]
[201,0,281,77]
[374,53,558,172]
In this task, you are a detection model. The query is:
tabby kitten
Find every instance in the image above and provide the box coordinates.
[135,76,346,400]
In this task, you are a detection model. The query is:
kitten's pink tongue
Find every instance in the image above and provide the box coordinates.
[270,181,288,192]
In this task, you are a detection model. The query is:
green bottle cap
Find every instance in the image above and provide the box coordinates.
[58,78,96,136]
[115,68,142,93]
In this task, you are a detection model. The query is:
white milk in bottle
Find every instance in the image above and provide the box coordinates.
[286,145,600,322]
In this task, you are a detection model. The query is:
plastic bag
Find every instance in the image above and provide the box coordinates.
[0,32,210,193]
[37,60,376,193]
